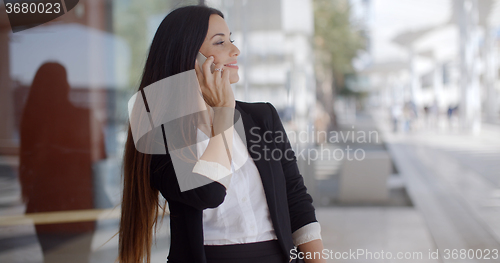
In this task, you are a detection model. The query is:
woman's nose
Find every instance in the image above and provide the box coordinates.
[231,44,240,57]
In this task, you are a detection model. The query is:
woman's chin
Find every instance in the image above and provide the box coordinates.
[230,75,239,84]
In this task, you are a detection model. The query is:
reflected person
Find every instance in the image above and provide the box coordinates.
[19,62,106,262]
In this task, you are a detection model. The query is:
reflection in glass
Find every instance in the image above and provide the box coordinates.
[19,62,106,262]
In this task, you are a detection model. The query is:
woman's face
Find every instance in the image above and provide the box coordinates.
[199,14,240,84]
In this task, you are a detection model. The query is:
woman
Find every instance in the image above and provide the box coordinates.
[119,5,325,263]
[20,62,106,262]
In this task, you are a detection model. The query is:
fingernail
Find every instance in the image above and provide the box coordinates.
[209,56,214,59]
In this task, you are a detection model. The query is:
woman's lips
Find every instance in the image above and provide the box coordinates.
[224,63,238,69]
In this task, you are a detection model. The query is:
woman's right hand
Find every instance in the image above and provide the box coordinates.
[195,56,235,109]
[193,56,235,173]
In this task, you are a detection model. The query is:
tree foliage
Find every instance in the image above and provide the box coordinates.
[313,0,366,92]
[113,0,200,89]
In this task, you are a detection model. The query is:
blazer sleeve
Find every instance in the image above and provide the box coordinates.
[266,102,318,233]
[150,153,227,210]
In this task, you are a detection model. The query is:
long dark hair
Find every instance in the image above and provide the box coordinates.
[118,5,224,263]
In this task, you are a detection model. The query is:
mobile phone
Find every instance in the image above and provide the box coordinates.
[196,52,215,74]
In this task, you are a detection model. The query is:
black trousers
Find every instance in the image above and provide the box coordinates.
[204,239,294,263]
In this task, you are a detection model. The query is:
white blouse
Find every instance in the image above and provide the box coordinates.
[192,127,322,247]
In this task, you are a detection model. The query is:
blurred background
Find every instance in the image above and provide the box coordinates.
[1,0,500,262]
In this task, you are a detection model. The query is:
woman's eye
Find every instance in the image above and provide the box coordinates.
[215,39,235,45]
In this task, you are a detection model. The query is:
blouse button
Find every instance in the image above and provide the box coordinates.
[242,197,247,202]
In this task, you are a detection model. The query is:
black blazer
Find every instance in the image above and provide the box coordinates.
[150,100,317,263]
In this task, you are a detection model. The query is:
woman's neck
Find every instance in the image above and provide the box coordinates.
[197,104,215,137]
